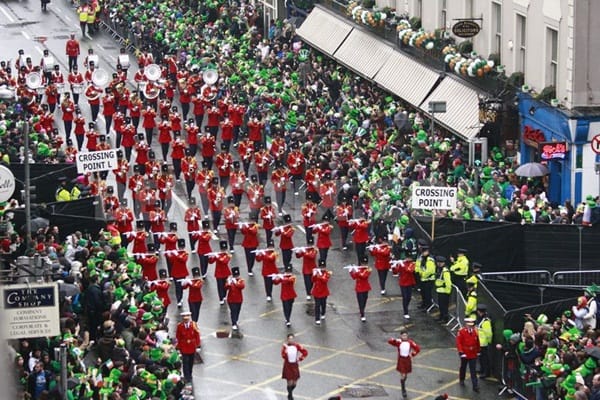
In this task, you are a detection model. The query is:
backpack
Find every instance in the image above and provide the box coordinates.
[72,292,83,314]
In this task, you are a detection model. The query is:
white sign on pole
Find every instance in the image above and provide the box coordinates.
[0,165,15,202]
[411,186,458,210]
[76,149,118,174]
[1,282,60,339]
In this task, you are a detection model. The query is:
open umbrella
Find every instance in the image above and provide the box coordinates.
[514,162,550,177]
[584,347,600,360]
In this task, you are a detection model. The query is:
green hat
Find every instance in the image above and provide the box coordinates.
[128,305,138,314]
[114,287,127,301]
[399,215,409,226]
[149,347,163,362]
[142,312,153,322]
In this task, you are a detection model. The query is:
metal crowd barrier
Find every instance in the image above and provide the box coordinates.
[552,270,600,288]
[426,284,465,337]
[481,270,552,285]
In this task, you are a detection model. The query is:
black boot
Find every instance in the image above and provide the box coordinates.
[401,379,407,398]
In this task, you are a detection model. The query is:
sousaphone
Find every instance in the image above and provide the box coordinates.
[92,69,109,87]
[201,68,219,101]
[144,64,161,81]
[26,72,42,90]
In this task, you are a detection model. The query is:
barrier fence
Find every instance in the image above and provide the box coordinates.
[482,269,600,288]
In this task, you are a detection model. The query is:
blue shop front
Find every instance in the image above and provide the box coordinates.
[518,93,600,205]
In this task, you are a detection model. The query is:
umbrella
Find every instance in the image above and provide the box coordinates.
[514,162,550,177]
[584,347,600,360]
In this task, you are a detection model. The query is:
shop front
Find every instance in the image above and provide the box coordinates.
[518,93,600,205]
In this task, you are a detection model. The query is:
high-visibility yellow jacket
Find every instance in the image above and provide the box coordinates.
[435,268,452,294]
[55,187,71,202]
[415,256,436,281]
[478,317,493,346]
[450,255,469,277]
[465,289,477,318]
[78,7,88,22]
[86,11,96,23]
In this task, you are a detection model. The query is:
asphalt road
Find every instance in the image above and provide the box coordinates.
[0,1,508,398]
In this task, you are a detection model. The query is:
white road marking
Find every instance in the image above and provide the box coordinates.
[21,31,30,40]
[0,5,14,23]
[172,190,188,211]
[97,44,105,51]
[34,46,43,55]
[296,224,305,233]
[64,15,72,22]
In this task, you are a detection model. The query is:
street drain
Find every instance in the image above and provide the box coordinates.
[339,383,388,397]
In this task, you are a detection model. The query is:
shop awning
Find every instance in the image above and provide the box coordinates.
[295,6,353,56]
[333,29,394,79]
[374,51,442,108]
[421,76,482,141]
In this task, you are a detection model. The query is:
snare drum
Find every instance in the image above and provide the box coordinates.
[138,81,148,92]
[56,83,65,94]
[43,56,55,72]
[72,83,84,94]
[36,86,46,95]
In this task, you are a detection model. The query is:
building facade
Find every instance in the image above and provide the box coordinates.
[389,0,600,203]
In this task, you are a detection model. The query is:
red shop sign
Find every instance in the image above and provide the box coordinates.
[539,142,567,160]
[522,125,547,148]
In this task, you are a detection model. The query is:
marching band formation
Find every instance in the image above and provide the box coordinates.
[0,32,426,331]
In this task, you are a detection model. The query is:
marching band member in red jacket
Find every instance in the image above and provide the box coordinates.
[391,256,417,319]
[301,194,318,244]
[223,196,240,252]
[295,238,318,300]
[260,196,276,244]
[137,242,159,281]
[128,220,149,254]
[312,215,333,264]
[286,144,305,195]
[311,260,332,325]
[255,240,279,302]
[230,161,246,208]
[349,256,372,322]
[185,197,202,250]
[182,267,204,322]
[271,162,289,215]
[370,239,392,295]
[215,143,233,189]
[273,265,298,327]
[171,239,190,307]
[388,330,421,398]
[152,269,171,308]
[246,175,264,222]
[336,196,354,250]
[225,267,245,330]
[275,215,295,270]
[348,217,371,264]
[208,241,232,304]
[240,221,259,276]
[159,222,178,276]
[192,220,214,277]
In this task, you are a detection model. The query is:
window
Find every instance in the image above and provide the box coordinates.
[492,2,502,54]
[441,0,447,28]
[416,0,423,18]
[516,14,526,72]
[546,28,558,88]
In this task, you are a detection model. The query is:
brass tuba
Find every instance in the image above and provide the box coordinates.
[25,72,42,90]
[92,69,109,87]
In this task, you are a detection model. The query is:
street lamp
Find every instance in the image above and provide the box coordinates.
[428,100,447,138]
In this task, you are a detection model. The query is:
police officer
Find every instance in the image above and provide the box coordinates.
[434,256,452,323]
[415,245,435,310]
[449,248,469,295]
[476,304,493,379]
[55,177,71,201]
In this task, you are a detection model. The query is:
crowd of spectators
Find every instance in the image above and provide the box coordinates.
[0,0,600,398]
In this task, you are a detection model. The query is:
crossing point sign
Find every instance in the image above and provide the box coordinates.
[76,149,118,174]
[411,186,458,210]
